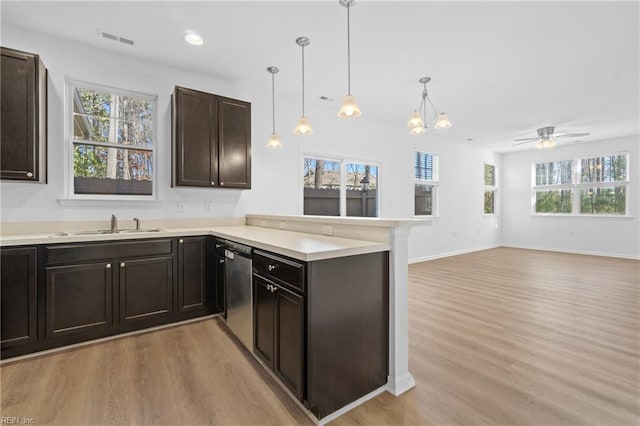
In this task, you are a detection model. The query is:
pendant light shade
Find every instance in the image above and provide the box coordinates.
[434,112,452,129]
[408,76,452,134]
[407,111,424,128]
[294,36,313,135]
[294,116,313,135]
[338,0,361,119]
[267,133,283,148]
[266,66,283,148]
[338,94,362,118]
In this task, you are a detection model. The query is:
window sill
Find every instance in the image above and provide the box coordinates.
[530,214,633,219]
[58,198,165,208]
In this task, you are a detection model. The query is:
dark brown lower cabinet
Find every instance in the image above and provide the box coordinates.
[253,273,304,401]
[119,256,173,323]
[177,237,208,313]
[1,247,38,348]
[45,262,113,338]
[254,276,275,367]
[274,284,304,399]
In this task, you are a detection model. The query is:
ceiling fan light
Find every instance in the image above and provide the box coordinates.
[266,133,283,149]
[434,112,452,129]
[407,111,424,128]
[294,116,313,135]
[337,94,362,118]
[535,141,544,149]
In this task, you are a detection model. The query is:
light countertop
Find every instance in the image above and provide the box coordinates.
[0,225,390,262]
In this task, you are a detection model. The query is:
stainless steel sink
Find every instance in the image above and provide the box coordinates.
[50,229,163,237]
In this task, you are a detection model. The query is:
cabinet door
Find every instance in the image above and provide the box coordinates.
[119,256,173,323]
[275,287,304,401]
[177,237,208,313]
[173,87,218,187]
[253,275,275,368]
[0,47,46,182]
[45,262,113,338]
[217,96,251,189]
[1,247,37,348]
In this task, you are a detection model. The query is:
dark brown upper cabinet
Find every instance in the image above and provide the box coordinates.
[172,86,251,189]
[0,47,47,183]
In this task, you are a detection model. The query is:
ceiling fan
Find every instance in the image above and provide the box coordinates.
[513,126,590,149]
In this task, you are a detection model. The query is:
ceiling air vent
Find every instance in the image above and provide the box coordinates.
[98,29,136,47]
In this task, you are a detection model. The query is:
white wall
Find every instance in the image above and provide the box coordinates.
[408,142,502,262]
[501,135,640,259]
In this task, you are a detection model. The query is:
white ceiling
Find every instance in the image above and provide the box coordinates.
[3,0,639,152]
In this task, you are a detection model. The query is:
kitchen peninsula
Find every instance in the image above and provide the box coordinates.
[0,214,428,423]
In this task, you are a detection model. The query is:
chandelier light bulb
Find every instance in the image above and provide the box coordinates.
[410,125,427,135]
[434,113,452,129]
[407,111,424,128]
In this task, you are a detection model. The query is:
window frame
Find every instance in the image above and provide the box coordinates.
[300,151,381,217]
[414,150,439,218]
[531,153,630,217]
[65,78,158,201]
[484,163,497,215]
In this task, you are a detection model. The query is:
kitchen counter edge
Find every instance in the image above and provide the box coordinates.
[0,226,390,262]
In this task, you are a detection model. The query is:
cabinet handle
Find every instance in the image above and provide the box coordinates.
[179,239,184,244]
[219,259,224,264]
[210,182,215,186]
[215,244,223,248]
[272,285,277,292]
[26,171,33,178]
[105,264,111,269]
[120,262,125,268]
[220,182,224,186]
[268,264,277,271]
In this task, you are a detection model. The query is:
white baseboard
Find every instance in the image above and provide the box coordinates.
[318,384,388,425]
[501,244,640,260]
[409,244,501,264]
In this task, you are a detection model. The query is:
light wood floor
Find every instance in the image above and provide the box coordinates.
[1,248,638,425]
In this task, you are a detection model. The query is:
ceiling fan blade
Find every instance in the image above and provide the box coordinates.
[555,132,590,138]
[512,139,537,146]
[513,137,539,142]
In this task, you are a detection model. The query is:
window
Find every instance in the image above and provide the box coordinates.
[578,155,628,215]
[69,80,156,197]
[484,163,497,214]
[303,155,378,217]
[532,154,629,216]
[414,151,438,216]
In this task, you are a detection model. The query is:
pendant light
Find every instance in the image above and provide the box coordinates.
[294,36,313,135]
[407,76,452,134]
[266,66,283,148]
[337,0,361,118]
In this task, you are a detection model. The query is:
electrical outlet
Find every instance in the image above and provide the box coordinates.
[177,202,185,213]
[279,222,286,230]
[322,225,333,236]
[204,202,213,212]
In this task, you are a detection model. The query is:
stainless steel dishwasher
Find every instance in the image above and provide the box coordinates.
[223,240,253,351]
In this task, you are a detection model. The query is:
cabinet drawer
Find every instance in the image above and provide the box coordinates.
[253,250,304,293]
[46,239,173,265]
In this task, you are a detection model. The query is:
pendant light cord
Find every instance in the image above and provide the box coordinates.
[346,3,351,95]
[271,72,276,133]
[301,45,306,116]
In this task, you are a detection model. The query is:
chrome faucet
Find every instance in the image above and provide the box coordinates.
[110,214,118,232]
[133,217,140,230]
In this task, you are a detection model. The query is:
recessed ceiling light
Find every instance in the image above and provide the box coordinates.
[184,31,203,46]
